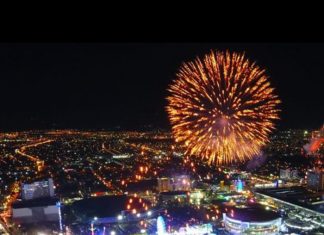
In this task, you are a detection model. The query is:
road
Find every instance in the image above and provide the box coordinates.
[15,139,54,171]
[0,181,20,232]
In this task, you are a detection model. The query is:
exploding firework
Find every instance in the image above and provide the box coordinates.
[166,51,280,165]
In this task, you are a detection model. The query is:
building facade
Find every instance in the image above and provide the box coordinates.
[21,178,55,200]
[157,175,191,193]
[307,169,324,191]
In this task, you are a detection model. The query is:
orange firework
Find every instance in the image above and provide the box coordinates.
[166,51,280,165]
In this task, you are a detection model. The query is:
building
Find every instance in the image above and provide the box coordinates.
[307,169,324,191]
[156,216,214,235]
[254,187,324,223]
[71,195,152,224]
[229,179,244,193]
[36,160,45,171]
[236,179,243,192]
[112,154,131,159]
[312,124,324,139]
[305,124,324,155]
[220,180,225,190]
[280,169,290,179]
[172,175,191,191]
[21,178,55,200]
[157,175,191,193]
[229,184,236,192]
[291,169,299,179]
[189,189,204,205]
[222,206,282,235]
[157,178,172,192]
[280,168,299,180]
[12,197,61,224]
[159,191,189,204]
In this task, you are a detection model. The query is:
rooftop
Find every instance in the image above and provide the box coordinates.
[71,195,150,219]
[256,187,324,214]
[12,197,59,209]
[160,191,188,196]
[225,206,280,222]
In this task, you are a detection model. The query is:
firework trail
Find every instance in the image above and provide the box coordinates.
[166,51,280,165]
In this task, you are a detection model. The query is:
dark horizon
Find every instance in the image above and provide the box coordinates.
[0,43,323,132]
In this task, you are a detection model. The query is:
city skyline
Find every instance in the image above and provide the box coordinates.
[0,43,323,131]
[0,41,323,233]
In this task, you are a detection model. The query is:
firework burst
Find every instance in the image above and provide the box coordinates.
[166,51,280,165]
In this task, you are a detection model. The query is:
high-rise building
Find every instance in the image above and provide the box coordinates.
[306,169,324,191]
[21,178,55,201]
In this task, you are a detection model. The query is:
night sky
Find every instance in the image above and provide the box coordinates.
[0,43,323,131]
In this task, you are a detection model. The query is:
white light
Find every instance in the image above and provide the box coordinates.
[140,229,146,233]
[147,211,152,216]
[117,215,123,220]
[110,231,116,235]
[137,213,141,217]
[94,216,98,221]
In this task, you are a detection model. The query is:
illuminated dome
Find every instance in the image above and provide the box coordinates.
[223,206,281,235]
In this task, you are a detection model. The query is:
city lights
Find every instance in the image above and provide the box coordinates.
[0,44,322,235]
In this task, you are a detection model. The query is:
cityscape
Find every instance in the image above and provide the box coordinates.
[0,44,323,235]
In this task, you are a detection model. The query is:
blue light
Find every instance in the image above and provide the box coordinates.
[157,216,166,235]
[56,201,63,232]
[237,179,243,192]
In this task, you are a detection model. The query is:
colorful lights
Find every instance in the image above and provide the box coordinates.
[166,50,280,165]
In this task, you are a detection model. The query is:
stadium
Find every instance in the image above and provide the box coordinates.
[222,206,282,235]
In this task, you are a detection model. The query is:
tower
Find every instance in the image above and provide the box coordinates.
[157,216,166,235]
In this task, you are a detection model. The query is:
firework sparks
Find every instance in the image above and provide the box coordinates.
[166,51,280,165]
